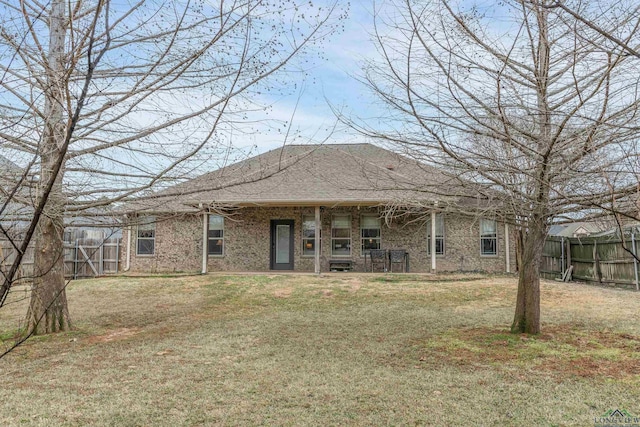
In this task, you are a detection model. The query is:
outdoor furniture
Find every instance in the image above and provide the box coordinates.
[367,249,387,272]
[389,249,408,273]
[329,259,354,271]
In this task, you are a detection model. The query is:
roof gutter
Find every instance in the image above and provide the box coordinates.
[125,198,438,214]
[228,200,385,208]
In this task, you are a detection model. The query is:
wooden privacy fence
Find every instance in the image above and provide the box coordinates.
[0,241,34,281]
[0,237,121,280]
[542,233,640,290]
[65,238,121,278]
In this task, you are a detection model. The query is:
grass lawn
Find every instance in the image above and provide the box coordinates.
[1,273,640,426]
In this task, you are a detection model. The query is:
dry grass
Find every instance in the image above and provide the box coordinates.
[1,273,640,426]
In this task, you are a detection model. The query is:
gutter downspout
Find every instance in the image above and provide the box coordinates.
[315,206,321,274]
[431,210,436,272]
[202,212,208,274]
[505,223,510,273]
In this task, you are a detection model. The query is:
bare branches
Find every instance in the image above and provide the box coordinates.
[549,1,640,58]
[353,0,640,334]
[0,0,344,343]
[357,0,640,222]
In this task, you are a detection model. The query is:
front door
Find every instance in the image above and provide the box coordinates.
[270,220,294,270]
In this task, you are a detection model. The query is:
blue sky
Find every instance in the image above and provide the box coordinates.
[0,0,381,179]
[235,1,381,155]
[240,0,534,158]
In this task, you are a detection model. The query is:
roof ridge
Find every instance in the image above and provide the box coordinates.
[280,142,372,148]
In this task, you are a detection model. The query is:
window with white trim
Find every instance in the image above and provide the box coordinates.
[331,214,351,257]
[480,219,497,256]
[361,214,381,254]
[427,214,445,255]
[136,216,155,255]
[302,215,319,256]
[208,215,224,256]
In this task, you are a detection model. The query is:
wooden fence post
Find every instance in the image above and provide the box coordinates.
[594,240,603,285]
[74,239,79,280]
[561,237,565,274]
[99,239,104,276]
[115,238,120,273]
[566,238,571,278]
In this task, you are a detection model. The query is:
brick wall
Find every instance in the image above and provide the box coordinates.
[124,214,202,273]
[125,206,517,274]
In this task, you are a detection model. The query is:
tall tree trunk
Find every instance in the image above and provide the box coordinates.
[510,3,551,335]
[26,0,71,335]
[27,192,70,334]
[511,221,546,334]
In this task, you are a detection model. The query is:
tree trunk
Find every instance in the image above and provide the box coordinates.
[515,228,523,273]
[511,222,546,335]
[26,0,71,335]
[510,4,551,336]
[27,205,70,335]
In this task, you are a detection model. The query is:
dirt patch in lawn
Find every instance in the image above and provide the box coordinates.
[320,289,334,298]
[418,325,640,380]
[86,327,141,344]
[273,288,293,298]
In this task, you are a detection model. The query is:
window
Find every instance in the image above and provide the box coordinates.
[136,216,155,255]
[331,214,351,257]
[427,214,445,255]
[480,219,497,256]
[302,215,319,256]
[361,215,381,254]
[208,214,224,256]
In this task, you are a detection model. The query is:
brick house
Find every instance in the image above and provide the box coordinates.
[122,144,516,273]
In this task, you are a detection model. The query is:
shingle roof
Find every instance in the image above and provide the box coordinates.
[548,222,599,237]
[125,143,466,213]
[0,155,19,171]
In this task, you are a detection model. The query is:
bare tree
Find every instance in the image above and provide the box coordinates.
[547,0,640,261]
[0,0,343,336]
[355,0,640,333]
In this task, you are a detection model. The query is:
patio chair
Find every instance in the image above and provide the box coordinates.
[389,249,407,273]
[368,249,387,272]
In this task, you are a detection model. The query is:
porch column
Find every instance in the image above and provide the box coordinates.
[315,206,321,274]
[505,223,511,273]
[125,226,132,271]
[431,210,436,272]
[202,213,208,274]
